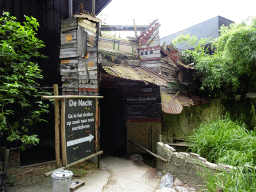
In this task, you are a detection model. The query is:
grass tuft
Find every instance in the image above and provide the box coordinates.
[188,116,256,191]
[188,117,256,166]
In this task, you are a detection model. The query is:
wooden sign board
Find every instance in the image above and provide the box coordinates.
[64,98,96,165]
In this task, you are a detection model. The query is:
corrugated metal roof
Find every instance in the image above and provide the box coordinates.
[102,65,169,87]
[161,92,195,114]
[177,95,194,107]
[161,91,183,114]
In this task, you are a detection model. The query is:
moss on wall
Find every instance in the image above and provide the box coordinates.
[161,100,223,143]
[162,98,256,143]
[222,98,256,131]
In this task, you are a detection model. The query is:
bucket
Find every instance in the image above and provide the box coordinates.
[51,170,73,192]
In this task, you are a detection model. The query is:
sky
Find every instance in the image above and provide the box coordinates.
[99,0,256,39]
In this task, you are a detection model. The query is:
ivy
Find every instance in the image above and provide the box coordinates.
[0,12,50,150]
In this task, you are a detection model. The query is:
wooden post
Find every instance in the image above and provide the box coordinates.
[61,99,67,167]
[53,84,61,168]
[95,98,99,152]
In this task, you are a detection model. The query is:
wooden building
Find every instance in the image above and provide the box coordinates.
[0,0,111,165]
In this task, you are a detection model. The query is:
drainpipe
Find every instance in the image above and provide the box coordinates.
[68,0,73,18]
[92,0,95,15]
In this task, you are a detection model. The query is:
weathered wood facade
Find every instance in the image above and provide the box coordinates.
[60,14,101,96]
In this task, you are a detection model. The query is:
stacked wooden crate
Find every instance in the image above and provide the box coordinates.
[60,14,101,96]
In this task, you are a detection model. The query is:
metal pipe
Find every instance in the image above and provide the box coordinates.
[68,0,73,18]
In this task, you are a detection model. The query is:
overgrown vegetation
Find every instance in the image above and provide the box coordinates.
[188,117,256,166]
[188,117,256,191]
[0,12,50,149]
[173,17,256,99]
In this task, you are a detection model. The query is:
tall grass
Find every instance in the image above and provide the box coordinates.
[188,117,256,166]
[188,116,256,191]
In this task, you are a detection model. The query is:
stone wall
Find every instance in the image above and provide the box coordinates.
[156,142,235,191]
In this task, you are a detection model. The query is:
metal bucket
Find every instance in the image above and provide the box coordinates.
[51,170,73,192]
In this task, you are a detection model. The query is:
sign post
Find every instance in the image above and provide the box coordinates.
[42,95,103,168]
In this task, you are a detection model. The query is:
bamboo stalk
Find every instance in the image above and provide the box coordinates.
[61,99,67,167]
[129,140,168,162]
[53,84,61,168]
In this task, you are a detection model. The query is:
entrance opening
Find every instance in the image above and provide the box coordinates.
[99,88,127,156]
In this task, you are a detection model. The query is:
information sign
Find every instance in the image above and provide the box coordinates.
[65,98,95,165]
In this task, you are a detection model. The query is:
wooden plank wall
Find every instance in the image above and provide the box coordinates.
[99,33,136,55]
[60,17,99,96]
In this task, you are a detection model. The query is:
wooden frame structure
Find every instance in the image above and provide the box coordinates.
[42,86,103,167]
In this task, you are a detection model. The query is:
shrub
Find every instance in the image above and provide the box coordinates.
[0,12,50,149]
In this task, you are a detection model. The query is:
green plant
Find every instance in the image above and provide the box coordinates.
[189,116,256,191]
[0,12,50,149]
[173,17,256,99]
[188,117,256,166]
[200,165,256,192]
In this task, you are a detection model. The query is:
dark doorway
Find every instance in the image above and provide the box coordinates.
[99,88,127,156]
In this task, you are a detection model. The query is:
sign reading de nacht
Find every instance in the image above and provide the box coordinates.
[65,98,95,165]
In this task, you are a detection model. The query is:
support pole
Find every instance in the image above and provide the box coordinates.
[53,84,61,168]
[129,140,168,162]
[92,0,95,15]
[68,0,73,18]
[95,99,99,152]
[61,99,67,167]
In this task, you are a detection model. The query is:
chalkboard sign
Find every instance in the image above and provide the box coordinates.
[65,98,95,165]
[122,87,161,120]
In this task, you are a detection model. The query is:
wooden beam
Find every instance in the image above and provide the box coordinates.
[133,19,138,39]
[129,141,168,162]
[53,84,61,168]
[45,167,65,177]
[101,25,148,31]
[66,151,103,168]
[42,95,103,99]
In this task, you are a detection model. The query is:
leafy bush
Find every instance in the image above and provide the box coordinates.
[0,12,50,149]
[173,17,256,99]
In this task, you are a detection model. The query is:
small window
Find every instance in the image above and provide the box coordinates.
[150,50,153,54]
[145,51,148,55]
[141,52,144,55]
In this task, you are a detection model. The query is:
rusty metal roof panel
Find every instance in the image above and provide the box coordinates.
[161,91,183,114]
[177,95,194,107]
[102,65,169,87]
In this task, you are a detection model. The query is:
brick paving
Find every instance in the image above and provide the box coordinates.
[6,161,56,188]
